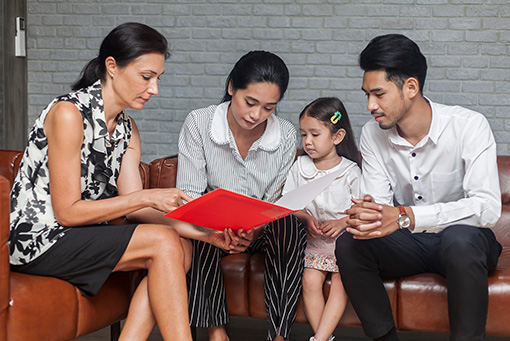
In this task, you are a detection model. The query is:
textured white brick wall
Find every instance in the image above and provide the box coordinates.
[26,0,510,162]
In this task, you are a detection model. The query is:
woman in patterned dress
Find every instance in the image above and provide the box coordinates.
[282,97,361,341]
[9,23,235,340]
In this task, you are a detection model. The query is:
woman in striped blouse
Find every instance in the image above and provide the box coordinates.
[176,51,307,341]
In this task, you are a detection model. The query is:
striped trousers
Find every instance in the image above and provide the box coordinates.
[187,215,307,340]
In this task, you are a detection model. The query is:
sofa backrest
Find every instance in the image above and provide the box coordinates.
[1,149,509,247]
[0,149,23,188]
[147,155,178,188]
[494,156,510,247]
[147,154,510,248]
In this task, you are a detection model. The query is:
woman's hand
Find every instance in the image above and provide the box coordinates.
[226,228,254,254]
[207,229,233,251]
[206,228,254,254]
[144,188,194,212]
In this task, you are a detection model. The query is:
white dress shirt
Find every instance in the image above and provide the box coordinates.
[177,102,298,203]
[360,99,501,233]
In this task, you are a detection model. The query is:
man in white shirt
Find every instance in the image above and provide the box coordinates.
[336,34,503,341]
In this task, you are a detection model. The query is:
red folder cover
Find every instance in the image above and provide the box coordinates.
[164,164,354,232]
[164,188,294,232]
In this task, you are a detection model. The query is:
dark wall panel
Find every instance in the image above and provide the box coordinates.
[1,0,27,151]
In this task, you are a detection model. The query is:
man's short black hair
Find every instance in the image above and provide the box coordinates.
[359,34,427,94]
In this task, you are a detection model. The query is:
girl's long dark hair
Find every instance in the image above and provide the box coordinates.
[72,22,170,91]
[299,97,361,167]
[221,50,289,103]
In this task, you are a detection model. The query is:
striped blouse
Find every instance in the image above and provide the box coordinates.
[176,102,298,203]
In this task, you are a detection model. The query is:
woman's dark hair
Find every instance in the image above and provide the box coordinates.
[221,50,290,103]
[359,34,427,94]
[72,22,170,90]
[299,97,360,167]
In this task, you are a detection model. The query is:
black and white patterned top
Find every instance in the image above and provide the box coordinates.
[9,80,132,265]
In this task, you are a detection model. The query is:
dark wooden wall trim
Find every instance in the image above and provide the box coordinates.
[1,0,27,150]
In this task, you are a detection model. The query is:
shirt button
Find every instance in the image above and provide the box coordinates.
[417,195,423,200]
[414,176,419,180]
[412,153,417,157]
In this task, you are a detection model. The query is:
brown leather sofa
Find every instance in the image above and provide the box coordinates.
[147,154,510,337]
[1,149,510,339]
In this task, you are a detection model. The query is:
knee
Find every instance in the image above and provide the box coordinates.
[302,271,324,294]
[441,225,482,255]
[150,226,184,260]
[440,225,486,267]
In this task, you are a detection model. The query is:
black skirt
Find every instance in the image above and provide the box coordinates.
[11,223,138,296]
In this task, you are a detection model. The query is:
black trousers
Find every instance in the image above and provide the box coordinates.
[335,225,502,341]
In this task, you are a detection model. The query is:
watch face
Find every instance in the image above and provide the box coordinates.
[398,215,411,229]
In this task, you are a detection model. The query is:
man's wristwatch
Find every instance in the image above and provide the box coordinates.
[397,206,411,229]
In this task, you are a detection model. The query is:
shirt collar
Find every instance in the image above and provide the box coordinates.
[427,99,449,145]
[210,101,281,151]
[89,80,129,144]
[298,155,355,179]
[387,97,440,148]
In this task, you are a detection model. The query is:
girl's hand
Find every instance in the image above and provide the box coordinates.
[320,219,347,239]
[293,211,320,238]
[305,216,321,238]
[144,188,194,212]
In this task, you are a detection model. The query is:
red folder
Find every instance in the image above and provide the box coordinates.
[164,164,353,232]
[164,188,293,232]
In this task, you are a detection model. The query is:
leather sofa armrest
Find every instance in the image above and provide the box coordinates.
[0,176,11,340]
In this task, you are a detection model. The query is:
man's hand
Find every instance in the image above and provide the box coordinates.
[345,195,400,239]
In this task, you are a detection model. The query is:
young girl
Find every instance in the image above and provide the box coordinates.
[282,97,361,341]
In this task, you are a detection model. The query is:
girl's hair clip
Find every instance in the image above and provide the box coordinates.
[330,111,342,124]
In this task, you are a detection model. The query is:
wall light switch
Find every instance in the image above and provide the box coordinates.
[15,17,26,57]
